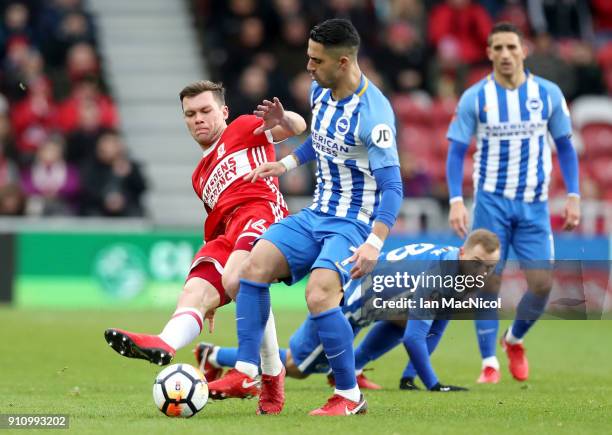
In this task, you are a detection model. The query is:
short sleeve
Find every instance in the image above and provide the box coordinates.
[546,83,572,140]
[447,88,478,144]
[358,93,400,171]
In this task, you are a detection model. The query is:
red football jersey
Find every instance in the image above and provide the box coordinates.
[192,115,288,240]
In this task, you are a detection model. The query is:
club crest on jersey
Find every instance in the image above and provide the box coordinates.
[526,97,543,113]
[335,116,350,136]
[217,143,226,159]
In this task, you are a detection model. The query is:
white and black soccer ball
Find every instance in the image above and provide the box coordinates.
[153,363,209,417]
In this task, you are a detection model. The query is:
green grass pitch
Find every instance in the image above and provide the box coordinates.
[1,307,610,434]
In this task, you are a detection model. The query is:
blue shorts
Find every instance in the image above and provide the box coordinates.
[472,191,554,272]
[260,208,371,285]
[289,315,361,375]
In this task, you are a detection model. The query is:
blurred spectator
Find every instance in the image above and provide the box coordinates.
[64,42,100,85]
[315,0,377,46]
[56,76,118,134]
[374,0,426,40]
[0,2,36,59]
[496,1,532,38]
[428,0,492,66]
[399,150,432,198]
[525,33,577,98]
[274,16,309,79]
[0,183,25,215]
[568,41,605,98]
[39,0,97,67]
[65,100,106,164]
[21,135,80,215]
[226,64,270,120]
[80,131,146,217]
[9,78,57,162]
[591,0,612,45]
[527,0,594,41]
[287,71,312,121]
[374,22,425,93]
[0,142,19,187]
[271,0,302,20]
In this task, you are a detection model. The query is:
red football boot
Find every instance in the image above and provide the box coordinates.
[208,368,260,400]
[501,333,529,381]
[193,342,224,381]
[327,373,382,390]
[257,367,286,415]
[104,328,175,366]
[476,366,501,384]
[309,394,368,416]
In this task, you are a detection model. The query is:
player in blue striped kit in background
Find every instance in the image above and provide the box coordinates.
[207,18,403,415]
[446,22,581,384]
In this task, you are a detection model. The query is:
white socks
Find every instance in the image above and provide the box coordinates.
[158,307,203,350]
[482,356,500,370]
[208,345,221,368]
[505,327,523,345]
[260,310,283,376]
[335,385,361,402]
[235,309,283,378]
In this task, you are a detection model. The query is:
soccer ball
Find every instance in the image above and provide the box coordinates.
[152,363,209,417]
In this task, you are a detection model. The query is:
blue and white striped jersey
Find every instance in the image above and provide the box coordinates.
[308,75,400,225]
[447,72,572,202]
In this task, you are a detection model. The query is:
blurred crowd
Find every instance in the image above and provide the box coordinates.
[191,0,612,214]
[0,0,145,217]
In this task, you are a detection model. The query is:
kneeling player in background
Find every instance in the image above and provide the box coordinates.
[103,80,306,399]
[196,229,499,392]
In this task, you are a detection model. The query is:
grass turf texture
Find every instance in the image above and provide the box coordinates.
[1,307,610,434]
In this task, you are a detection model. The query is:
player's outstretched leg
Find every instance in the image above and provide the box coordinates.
[105,271,220,366]
[104,328,176,366]
[307,269,366,416]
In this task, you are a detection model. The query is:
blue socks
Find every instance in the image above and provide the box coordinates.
[311,307,356,390]
[403,319,438,389]
[216,347,287,368]
[355,321,404,371]
[475,290,500,358]
[511,290,549,339]
[235,279,271,367]
[402,319,449,379]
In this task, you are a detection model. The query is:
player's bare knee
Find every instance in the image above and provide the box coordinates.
[221,272,239,300]
[305,285,338,313]
[240,255,273,283]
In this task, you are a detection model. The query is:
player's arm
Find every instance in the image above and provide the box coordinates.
[446,140,470,238]
[446,89,478,238]
[548,84,580,231]
[252,97,306,141]
[244,136,315,183]
[555,135,580,230]
[350,116,403,279]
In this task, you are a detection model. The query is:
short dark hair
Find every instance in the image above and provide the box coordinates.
[309,18,360,53]
[487,22,523,46]
[464,229,500,254]
[179,80,225,106]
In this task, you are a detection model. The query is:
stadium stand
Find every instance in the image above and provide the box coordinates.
[1,0,611,234]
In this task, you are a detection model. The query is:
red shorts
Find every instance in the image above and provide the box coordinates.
[186,201,286,306]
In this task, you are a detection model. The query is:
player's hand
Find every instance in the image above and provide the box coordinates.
[562,195,580,231]
[203,307,216,333]
[253,97,286,135]
[449,200,469,238]
[348,243,380,279]
[244,161,287,183]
